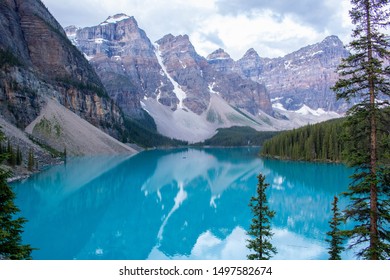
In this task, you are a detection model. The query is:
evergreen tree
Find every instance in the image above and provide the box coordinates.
[326,196,345,260]
[63,146,67,164]
[247,174,277,260]
[6,140,16,167]
[16,146,22,166]
[27,148,34,172]
[332,0,390,259]
[261,118,345,162]
[0,132,33,259]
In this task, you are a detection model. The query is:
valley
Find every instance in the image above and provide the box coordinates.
[1,0,348,174]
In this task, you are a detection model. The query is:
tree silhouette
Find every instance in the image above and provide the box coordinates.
[326,196,345,260]
[0,132,33,259]
[332,0,390,260]
[247,173,277,260]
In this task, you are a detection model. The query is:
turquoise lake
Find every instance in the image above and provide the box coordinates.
[13,147,355,260]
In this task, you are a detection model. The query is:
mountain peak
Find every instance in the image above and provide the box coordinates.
[242,48,260,59]
[320,35,344,47]
[100,13,133,25]
[207,48,232,61]
[157,34,190,44]
[155,34,195,55]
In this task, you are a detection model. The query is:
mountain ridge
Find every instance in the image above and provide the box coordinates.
[0,1,137,159]
[233,35,350,112]
[65,13,345,142]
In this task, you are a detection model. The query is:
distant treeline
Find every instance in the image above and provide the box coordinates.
[197,126,279,147]
[261,110,390,163]
[261,118,345,162]
[122,116,188,148]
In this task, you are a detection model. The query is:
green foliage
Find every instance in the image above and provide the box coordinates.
[2,140,24,167]
[27,148,35,172]
[261,110,390,163]
[0,131,33,259]
[341,109,390,259]
[230,107,263,125]
[34,117,63,140]
[0,49,22,68]
[122,117,187,148]
[206,109,223,124]
[247,174,277,260]
[326,196,345,260]
[198,126,279,147]
[331,0,390,260]
[261,118,345,162]
[16,146,22,166]
[6,140,16,167]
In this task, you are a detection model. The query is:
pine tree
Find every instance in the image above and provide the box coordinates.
[0,132,33,259]
[6,140,16,167]
[332,0,390,259]
[247,173,277,260]
[63,146,67,164]
[326,196,345,260]
[27,148,34,172]
[16,146,22,166]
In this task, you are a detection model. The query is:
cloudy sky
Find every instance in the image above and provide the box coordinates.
[41,0,353,60]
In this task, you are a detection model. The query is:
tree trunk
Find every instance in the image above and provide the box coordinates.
[365,0,379,260]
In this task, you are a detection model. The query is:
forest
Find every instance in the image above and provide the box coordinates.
[197,126,278,147]
[261,118,346,162]
[261,109,390,164]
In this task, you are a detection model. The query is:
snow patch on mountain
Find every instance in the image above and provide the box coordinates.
[272,108,342,130]
[295,105,334,117]
[100,14,131,25]
[155,44,187,109]
[83,54,94,61]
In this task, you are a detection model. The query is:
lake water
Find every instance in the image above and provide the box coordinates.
[13,147,354,260]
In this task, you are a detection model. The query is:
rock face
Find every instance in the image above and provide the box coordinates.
[234,36,350,112]
[155,34,211,115]
[67,15,273,122]
[0,2,349,147]
[206,48,273,116]
[66,14,178,119]
[0,0,123,136]
[66,14,349,141]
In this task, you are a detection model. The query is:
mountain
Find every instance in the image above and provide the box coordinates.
[67,14,345,142]
[66,14,177,121]
[66,15,278,142]
[234,36,350,112]
[0,0,136,157]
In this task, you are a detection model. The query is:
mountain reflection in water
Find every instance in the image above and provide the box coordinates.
[13,148,354,260]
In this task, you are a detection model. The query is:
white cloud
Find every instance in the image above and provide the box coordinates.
[42,0,353,59]
[190,10,329,59]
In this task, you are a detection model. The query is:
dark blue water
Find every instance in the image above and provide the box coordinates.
[13,147,354,260]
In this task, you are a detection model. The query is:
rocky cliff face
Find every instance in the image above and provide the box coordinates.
[66,13,349,141]
[155,34,211,115]
[206,48,272,116]
[67,16,273,121]
[234,36,350,112]
[66,14,178,120]
[0,0,123,136]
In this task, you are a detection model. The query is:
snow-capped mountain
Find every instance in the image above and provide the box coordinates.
[65,14,346,142]
[233,36,350,112]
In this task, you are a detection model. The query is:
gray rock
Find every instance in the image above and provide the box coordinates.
[69,18,273,119]
[0,0,124,138]
[234,36,350,112]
